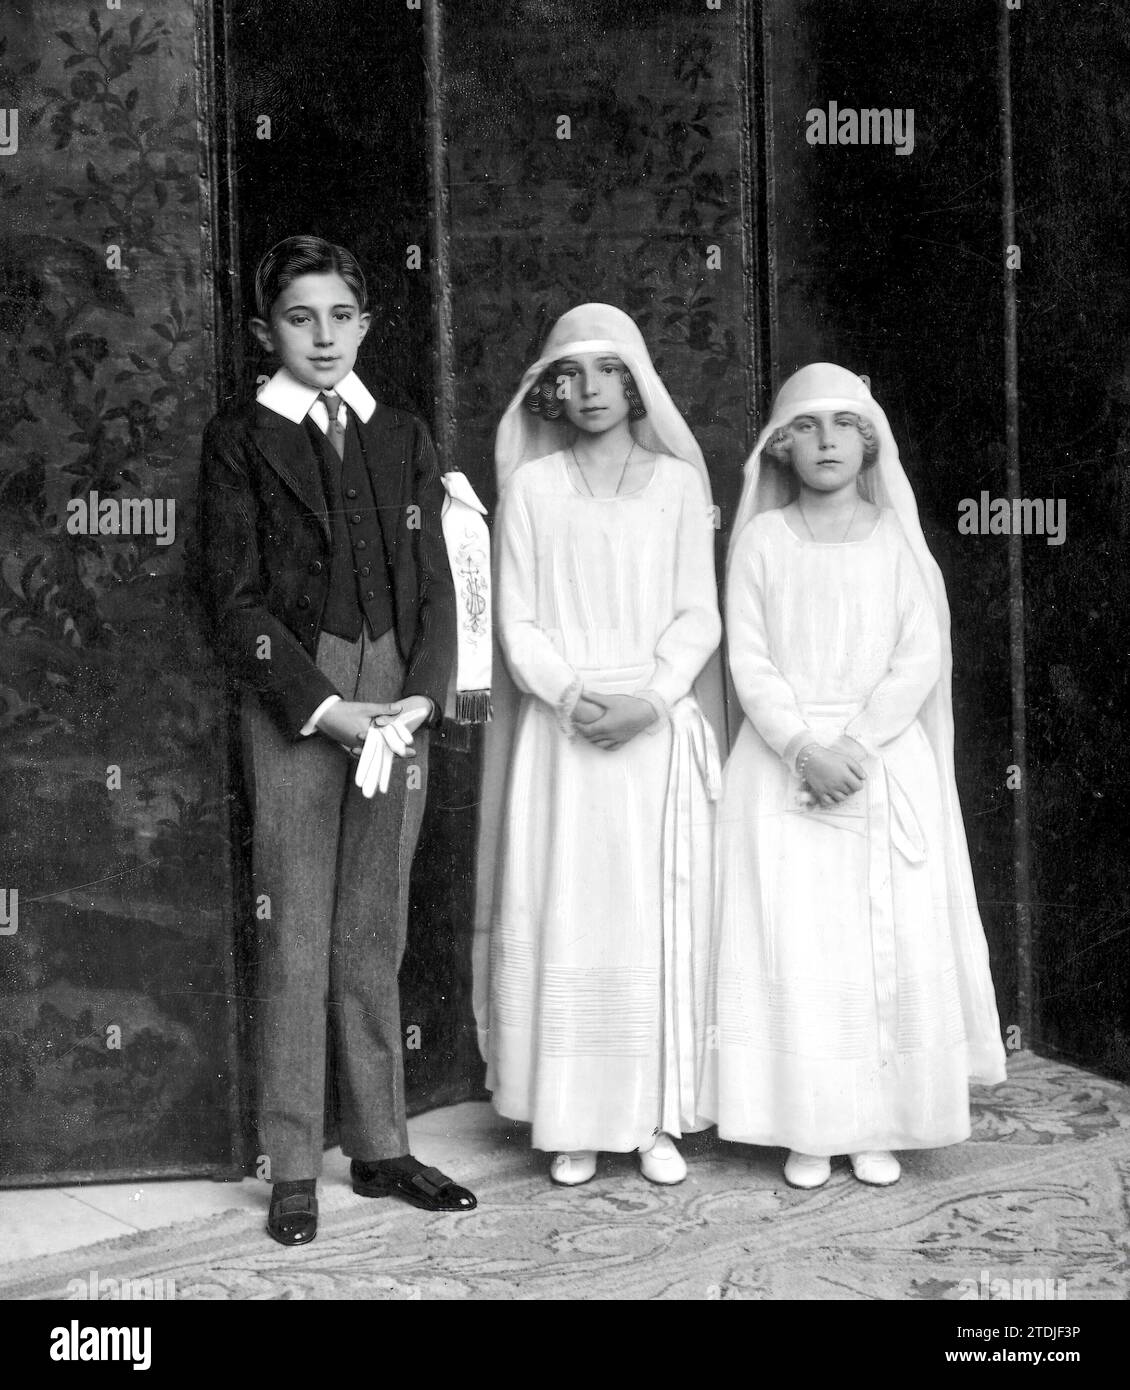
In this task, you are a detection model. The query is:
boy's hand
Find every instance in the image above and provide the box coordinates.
[351,699,433,799]
[574,691,656,751]
[368,695,433,740]
[802,747,866,806]
[316,700,422,754]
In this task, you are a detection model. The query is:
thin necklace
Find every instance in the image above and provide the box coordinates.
[798,494,860,543]
[571,442,635,497]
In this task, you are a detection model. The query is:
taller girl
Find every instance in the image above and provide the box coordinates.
[475,305,724,1187]
[700,364,1006,1189]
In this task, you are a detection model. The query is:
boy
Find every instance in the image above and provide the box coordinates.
[196,236,476,1245]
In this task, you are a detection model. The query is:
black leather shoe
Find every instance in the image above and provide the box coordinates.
[267,1187,318,1246]
[351,1156,477,1211]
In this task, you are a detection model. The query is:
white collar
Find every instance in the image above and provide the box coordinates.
[257,367,376,424]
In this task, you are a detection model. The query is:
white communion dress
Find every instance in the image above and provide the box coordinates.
[699,362,1006,1155]
[701,507,983,1152]
[484,450,721,1153]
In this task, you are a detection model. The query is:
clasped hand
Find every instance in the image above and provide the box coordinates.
[572,691,657,751]
[801,736,867,807]
[316,697,431,797]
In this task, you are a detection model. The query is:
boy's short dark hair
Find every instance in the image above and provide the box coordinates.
[253,235,368,320]
[523,359,646,421]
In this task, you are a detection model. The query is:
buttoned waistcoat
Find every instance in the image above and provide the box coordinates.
[193,392,455,739]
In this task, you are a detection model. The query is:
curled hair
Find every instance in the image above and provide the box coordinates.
[253,235,368,320]
[764,413,879,469]
[523,360,647,421]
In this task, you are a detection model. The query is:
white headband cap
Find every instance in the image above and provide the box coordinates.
[729,362,920,549]
[494,303,708,496]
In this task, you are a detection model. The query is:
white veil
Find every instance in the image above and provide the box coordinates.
[495,303,709,490]
[730,363,1006,1083]
[473,304,727,1061]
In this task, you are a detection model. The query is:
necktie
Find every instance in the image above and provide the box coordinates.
[320,391,346,460]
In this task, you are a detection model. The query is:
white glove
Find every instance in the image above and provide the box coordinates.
[355,716,414,798]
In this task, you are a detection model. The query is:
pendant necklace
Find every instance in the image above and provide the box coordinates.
[798,494,860,543]
[572,442,635,497]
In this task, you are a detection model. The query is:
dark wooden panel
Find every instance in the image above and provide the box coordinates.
[220,0,435,415]
[1012,3,1130,1079]
[763,0,1018,1034]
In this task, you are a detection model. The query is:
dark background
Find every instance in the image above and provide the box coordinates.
[0,0,1125,1183]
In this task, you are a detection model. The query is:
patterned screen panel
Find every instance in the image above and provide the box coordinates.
[0,3,242,1182]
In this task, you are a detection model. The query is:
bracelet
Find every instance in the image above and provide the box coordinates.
[795,743,822,782]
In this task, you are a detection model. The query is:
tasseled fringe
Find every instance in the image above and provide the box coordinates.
[454,689,493,724]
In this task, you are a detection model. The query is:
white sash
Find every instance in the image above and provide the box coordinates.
[440,472,492,723]
[659,698,721,1135]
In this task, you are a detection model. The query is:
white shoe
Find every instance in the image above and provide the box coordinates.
[783,1150,832,1189]
[638,1133,687,1185]
[849,1150,901,1185]
[549,1151,597,1186]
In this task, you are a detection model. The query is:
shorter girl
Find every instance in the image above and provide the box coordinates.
[699,363,1005,1188]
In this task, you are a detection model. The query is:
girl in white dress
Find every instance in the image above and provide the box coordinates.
[698,363,1006,1189]
[474,304,724,1186]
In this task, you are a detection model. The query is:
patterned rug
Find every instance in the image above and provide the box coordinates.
[2,1051,1127,1300]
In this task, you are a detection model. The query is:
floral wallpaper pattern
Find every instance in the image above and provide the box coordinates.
[0,4,240,1179]
[441,0,755,520]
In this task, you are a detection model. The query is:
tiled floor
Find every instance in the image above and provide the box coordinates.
[0,1102,510,1265]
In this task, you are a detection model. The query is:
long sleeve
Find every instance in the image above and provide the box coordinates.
[194,415,341,740]
[843,542,941,755]
[726,524,815,759]
[639,468,722,710]
[496,477,582,716]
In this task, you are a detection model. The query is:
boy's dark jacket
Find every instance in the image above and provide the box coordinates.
[194,390,455,739]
